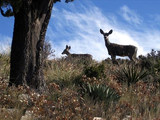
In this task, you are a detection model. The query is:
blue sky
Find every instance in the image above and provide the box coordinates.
[0,0,160,61]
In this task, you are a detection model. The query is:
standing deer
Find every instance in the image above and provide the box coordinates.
[62,45,92,60]
[100,29,137,63]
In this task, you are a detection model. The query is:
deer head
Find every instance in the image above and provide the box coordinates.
[100,29,113,46]
[62,45,71,55]
[100,29,113,38]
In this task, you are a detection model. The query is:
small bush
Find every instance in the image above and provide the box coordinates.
[43,40,55,60]
[84,64,105,79]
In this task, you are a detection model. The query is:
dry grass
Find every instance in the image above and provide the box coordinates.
[0,53,160,120]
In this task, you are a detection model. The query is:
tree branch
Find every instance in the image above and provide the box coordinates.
[54,0,61,3]
[65,0,74,3]
[0,7,14,17]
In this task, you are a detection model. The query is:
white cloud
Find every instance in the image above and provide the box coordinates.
[120,5,142,25]
[0,34,11,53]
[139,30,160,51]
[47,2,160,61]
[48,4,113,61]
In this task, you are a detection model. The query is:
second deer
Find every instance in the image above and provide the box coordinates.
[62,45,92,60]
[100,29,137,63]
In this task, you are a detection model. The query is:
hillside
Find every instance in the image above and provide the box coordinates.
[0,50,160,120]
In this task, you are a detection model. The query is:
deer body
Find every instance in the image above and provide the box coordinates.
[100,29,137,63]
[62,45,92,59]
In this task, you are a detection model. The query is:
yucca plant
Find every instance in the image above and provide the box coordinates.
[84,83,120,110]
[115,65,148,87]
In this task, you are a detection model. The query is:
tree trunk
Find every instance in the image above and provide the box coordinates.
[9,0,54,92]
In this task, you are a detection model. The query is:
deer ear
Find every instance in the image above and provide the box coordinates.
[69,46,71,49]
[100,29,104,34]
[66,45,68,48]
[109,29,113,34]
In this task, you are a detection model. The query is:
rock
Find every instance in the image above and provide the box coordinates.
[93,117,105,120]
[18,94,30,102]
[122,115,132,120]
[20,110,33,120]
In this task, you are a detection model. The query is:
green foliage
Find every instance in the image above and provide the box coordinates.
[0,0,74,17]
[154,60,160,73]
[115,65,148,87]
[139,49,160,70]
[84,64,106,79]
[85,83,120,105]
[139,49,160,83]
[139,55,152,70]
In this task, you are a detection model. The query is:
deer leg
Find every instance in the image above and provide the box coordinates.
[111,55,118,65]
[133,52,138,63]
[111,55,115,61]
[129,55,133,61]
[129,54,137,63]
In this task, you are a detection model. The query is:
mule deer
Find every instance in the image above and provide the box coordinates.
[62,45,92,60]
[100,29,137,63]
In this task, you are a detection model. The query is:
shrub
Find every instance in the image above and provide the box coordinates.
[115,65,148,87]
[43,40,55,61]
[84,64,105,79]
[139,50,160,84]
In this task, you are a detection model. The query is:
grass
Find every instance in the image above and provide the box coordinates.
[0,53,160,120]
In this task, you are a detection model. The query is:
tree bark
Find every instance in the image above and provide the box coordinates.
[9,0,54,92]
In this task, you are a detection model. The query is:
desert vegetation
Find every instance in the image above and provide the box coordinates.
[0,49,160,120]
